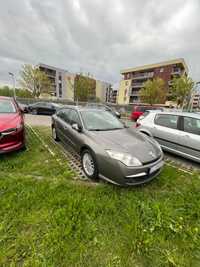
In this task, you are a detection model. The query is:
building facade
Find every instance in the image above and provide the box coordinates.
[38,63,112,102]
[118,58,188,105]
[191,83,200,109]
[96,80,113,103]
[38,63,69,98]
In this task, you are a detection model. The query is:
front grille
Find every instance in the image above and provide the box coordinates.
[143,156,160,166]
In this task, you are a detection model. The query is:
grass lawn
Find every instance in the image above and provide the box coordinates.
[0,127,200,267]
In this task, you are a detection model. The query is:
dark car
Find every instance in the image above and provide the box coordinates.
[86,103,121,118]
[0,96,25,153]
[52,106,164,186]
[131,105,163,121]
[28,102,61,115]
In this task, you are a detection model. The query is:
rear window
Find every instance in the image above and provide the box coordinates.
[183,116,200,135]
[0,99,16,113]
[155,114,178,129]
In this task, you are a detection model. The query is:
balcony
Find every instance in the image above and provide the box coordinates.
[129,90,140,96]
[129,97,140,104]
[171,68,182,75]
[131,82,144,88]
[132,72,154,80]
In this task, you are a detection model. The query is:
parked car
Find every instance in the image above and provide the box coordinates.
[131,105,163,121]
[28,102,61,115]
[52,106,164,186]
[86,103,121,118]
[137,111,200,163]
[0,96,25,153]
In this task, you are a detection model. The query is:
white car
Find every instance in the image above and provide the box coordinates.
[136,111,200,163]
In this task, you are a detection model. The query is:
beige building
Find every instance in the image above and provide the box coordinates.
[38,63,112,102]
[117,58,188,105]
[96,80,112,102]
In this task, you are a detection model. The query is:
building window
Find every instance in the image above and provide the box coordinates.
[160,68,164,73]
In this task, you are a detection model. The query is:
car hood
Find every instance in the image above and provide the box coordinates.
[89,128,162,164]
[0,113,21,132]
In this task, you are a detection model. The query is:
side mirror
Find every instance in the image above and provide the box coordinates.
[72,123,82,132]
[115,112,121,118]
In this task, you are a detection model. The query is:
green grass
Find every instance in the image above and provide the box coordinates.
[0,127,200,267]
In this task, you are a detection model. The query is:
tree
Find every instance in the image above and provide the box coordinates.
[139,78,166,105]
[19,64,52,97]
[171,76,194,108]
[74,74,96,102]
[0,86,33,98]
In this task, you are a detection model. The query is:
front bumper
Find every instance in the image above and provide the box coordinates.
[0,128,25,154]
[99,155,164,186]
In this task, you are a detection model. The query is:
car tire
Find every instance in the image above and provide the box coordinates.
[31,109,37,115]
[81,149,99,181]
[52,126,59,141]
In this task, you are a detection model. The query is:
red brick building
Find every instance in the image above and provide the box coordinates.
[118,58,188,104]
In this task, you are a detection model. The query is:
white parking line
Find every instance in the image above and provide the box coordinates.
[165,162,193,175]
[26,124,58,159]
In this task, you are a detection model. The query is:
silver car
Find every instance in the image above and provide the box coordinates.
[51,106,164,186]
[137,111,200,163]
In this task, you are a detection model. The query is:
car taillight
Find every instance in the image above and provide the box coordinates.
[136,122,141,128]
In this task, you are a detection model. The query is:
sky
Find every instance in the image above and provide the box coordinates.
[0,0,200,87]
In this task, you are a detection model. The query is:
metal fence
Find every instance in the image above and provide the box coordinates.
[16,97,133,115]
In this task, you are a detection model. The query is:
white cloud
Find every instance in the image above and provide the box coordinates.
[0,0,200,86]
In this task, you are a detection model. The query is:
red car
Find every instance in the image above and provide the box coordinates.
[130,105,163,121]
[0,96,25,154]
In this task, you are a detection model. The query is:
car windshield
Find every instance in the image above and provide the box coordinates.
[0,99,16,113]
[80,110,125,131]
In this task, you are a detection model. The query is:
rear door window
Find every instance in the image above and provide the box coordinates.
[155,114,178,129]
[183,116,200,135]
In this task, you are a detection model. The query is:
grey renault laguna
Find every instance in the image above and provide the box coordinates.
[52,106,164,186]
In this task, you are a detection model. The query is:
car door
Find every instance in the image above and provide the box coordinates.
[152,113,180,151]
[44,103,51,115]
[67,109,83,152]
[177,116,200,162]
[37,102,46,114]
[54,108,71,144]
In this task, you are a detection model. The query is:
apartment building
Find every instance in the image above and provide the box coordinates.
[118,58,188,105]
[191,83,200,109]
[38,63,112,102]
[96,80,113,103]
[38,63,68,98]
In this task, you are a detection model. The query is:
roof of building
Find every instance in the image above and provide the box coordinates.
[121,58,188,75]
[37,63,68,73]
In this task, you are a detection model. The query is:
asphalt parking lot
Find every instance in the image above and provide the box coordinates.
[25,114,51,126]
[25,114,200,171]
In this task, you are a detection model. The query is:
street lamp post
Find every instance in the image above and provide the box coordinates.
[8,72,16,99]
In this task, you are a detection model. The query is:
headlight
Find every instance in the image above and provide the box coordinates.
[106,150,142,167]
